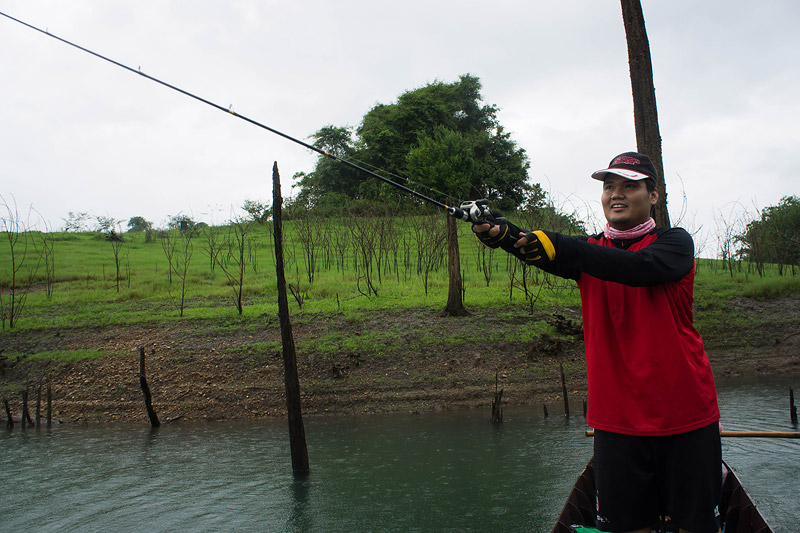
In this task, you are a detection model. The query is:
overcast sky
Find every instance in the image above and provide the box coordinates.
[1,1,798,255]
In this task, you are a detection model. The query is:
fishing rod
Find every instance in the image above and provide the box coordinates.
[1,10,497,223]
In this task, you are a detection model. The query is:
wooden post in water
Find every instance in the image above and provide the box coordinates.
[3,399,13,429]
[272,161,310,477]
[491,371,503,423]
[36,382,42,427]
[559,362,570,418]
[21,387,33,428]
[46,384,52,426]
[791,388,798,425]
[139,346,161,427]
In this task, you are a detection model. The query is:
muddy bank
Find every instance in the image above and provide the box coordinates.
[1,296,799,424]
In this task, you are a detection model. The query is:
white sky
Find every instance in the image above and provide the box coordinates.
[1,1,798,256]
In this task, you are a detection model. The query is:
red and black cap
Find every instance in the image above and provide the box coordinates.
[591,152,658,183]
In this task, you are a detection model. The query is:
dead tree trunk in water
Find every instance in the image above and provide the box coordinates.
[3,399,12,429]
[36,383,42,426]
[620,0,670,227]
[272,162,310,477]
[21,387,33,428]
[139,347,161,427]
[46,384,52,426]
[559,362,570,418]
[491,372,503,423]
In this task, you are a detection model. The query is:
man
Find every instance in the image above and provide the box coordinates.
[472,152,721,533]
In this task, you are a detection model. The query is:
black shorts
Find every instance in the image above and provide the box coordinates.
[593,422,722,533]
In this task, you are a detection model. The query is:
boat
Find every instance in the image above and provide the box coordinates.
[552,458,774,533]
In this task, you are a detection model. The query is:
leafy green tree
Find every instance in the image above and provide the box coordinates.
[406,126,478,200]
[127,216,153,232]
[167,214,195,232]
[241,199,272,224]
[406,126,477,315]
[738,196,800,274]
[295,75,533,212]
[292,126,365,208]
[62,211,90,232]
[95,216,121,233]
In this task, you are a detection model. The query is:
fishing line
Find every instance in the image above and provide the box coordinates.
[0,10,451,211]
[333,149,459,207]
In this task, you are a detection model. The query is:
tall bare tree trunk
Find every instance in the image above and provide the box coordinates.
[441,216,469,317]
[620,0,670,227]
[272,162,310,477]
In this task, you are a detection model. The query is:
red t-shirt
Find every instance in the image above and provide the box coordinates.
[578,234,719,435]
[480,224,720,436]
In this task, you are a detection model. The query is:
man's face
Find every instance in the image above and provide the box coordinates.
[601,175,658,230]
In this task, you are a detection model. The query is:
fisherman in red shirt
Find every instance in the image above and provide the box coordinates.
[472,152,721,533]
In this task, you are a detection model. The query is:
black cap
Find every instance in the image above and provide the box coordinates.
[591,152,658,183]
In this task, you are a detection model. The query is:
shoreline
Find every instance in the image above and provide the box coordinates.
[2,299,799,425]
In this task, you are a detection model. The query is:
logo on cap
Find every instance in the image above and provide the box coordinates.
[611,155,642,167]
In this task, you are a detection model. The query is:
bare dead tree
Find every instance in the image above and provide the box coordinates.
[408,214,428,277]
[108,225,125,293]
[331,223,350,276]
[30,211,57,299]
[214,216,254,314]
[415,214,447,296]
[201,225,223,273]
[0,195,41,329]
[161,225,197,316]
[272,162,310,477]
[398,216,415,283]
[714,203,749,277]
[376,214,399,282]
[247,233,260,274]
[295,210,322,284]
[620,0,670,227]
[160,230,177,285]
[474,232,495,287]
[506,253,520,303]
[348,213,380,297]
[41,224,56,298]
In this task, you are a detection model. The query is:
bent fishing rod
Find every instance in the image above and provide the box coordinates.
[1,10,493,223]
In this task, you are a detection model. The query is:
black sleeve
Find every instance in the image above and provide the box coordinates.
[475,224,694,287]
[549,227,694,286]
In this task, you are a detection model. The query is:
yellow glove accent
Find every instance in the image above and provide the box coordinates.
[532,230,556,260]
[481,225,508,246]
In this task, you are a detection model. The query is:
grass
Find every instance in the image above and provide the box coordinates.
[18,348,111,363]
[0,219,797,335]
[741,276,800,299]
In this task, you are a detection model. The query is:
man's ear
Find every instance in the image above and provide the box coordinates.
[650,189,659,205]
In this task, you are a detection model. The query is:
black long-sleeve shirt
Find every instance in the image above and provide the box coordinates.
[480,222,694,287]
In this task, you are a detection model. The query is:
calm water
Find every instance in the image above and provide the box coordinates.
[1,376,798,532]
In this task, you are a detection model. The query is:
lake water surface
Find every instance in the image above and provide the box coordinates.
[2,375,798,532]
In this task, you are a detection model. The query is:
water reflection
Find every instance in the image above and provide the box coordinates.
[287,479,312,532]
[1,376,797,532]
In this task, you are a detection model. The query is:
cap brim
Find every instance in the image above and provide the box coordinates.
[591,168,652,181]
